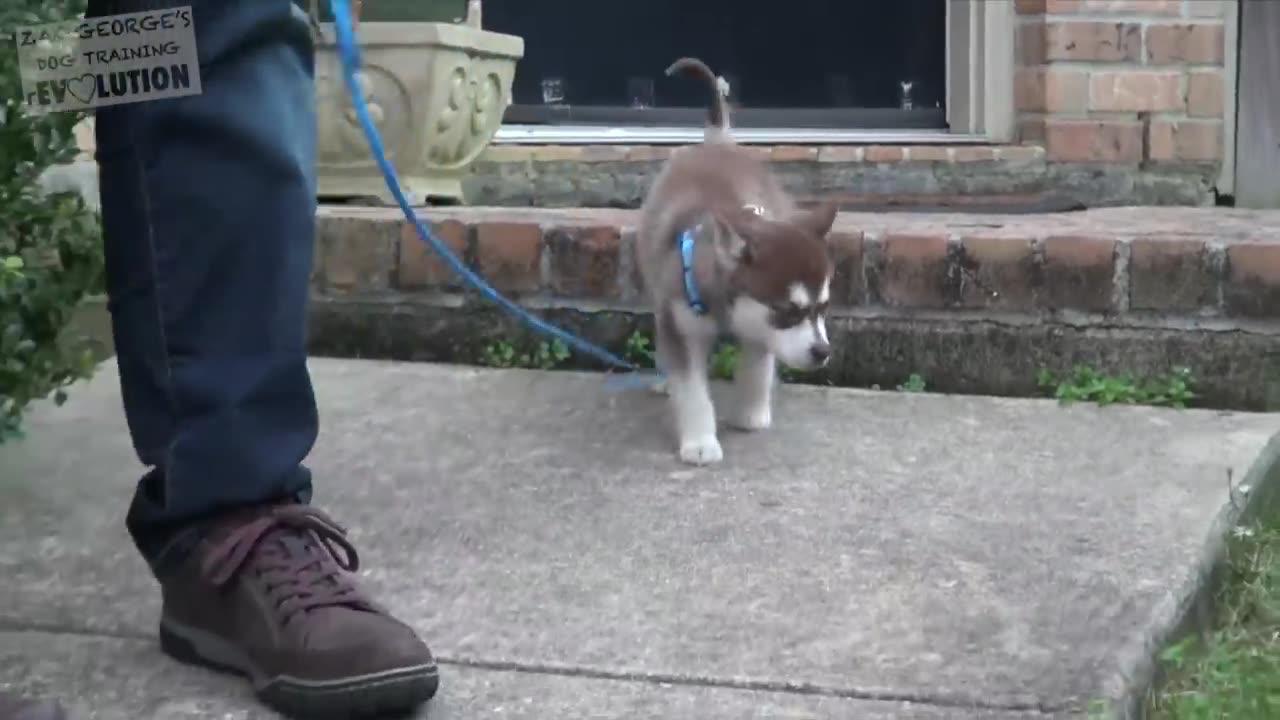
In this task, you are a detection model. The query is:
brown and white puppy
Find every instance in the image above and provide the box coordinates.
[635,57,842,466]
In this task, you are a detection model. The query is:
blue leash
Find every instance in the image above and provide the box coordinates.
[327,0,657,391]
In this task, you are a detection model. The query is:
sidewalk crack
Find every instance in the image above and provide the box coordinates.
[0,619,1070,715]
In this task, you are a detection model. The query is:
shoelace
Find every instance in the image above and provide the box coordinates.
[201,505,368,624]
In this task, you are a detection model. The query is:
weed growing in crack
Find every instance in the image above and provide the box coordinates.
[479,338,571,370]
[1037,365,1197,408]
[709,342,738,381]
[623,330,656,368]
[897,373,927,393]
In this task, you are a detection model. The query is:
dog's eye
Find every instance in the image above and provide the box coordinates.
[772,303,806,327]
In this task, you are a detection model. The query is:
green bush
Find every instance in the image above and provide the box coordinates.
[1,0,104,443]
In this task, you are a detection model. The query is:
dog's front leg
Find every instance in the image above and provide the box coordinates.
[657,307,721,465]
[728,343,774,431]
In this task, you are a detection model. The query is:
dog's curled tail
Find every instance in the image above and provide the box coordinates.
[665,57,731,141]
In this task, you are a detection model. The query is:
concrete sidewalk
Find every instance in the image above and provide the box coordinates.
[2,359,1278,719]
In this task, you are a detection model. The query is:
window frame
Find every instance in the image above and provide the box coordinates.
[945,0,1015,142]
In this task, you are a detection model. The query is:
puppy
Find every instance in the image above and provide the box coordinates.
[635,57,841,466]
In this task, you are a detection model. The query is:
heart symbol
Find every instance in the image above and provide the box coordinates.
[65,73,97,104]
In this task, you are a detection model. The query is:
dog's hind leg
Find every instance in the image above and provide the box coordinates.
[656,305,721,465]
[727,343,774,431]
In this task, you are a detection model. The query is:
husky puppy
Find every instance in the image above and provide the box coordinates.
[635,57,842,466]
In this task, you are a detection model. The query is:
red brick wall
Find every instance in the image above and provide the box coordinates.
[1014,0,1227,165]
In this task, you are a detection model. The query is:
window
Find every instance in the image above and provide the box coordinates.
[318,0,469,23]
[485,0,948,130]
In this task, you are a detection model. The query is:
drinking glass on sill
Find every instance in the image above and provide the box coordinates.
[541,76,566,105]
[899,79,915,111]
[628,77,655,109]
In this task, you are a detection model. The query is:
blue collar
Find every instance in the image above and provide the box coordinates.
[679,228,708,315]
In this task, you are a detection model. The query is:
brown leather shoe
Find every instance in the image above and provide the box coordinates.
[0,692,66,720]
[155,504,438,718]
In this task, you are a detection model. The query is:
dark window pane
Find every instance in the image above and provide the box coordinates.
[317,0,469,23]
[485,0,947,128]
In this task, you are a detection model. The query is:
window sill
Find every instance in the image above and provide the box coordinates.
[492,125,992,146]
[479,142,1044,164]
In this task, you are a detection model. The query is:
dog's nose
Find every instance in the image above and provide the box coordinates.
[810,343,831,365]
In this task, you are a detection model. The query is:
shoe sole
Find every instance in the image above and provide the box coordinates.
[159,616,439,719]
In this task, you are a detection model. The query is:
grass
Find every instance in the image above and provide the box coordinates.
[623,330,656,368]
[623,330,801,384]
[1037,365,1197,409]
[621,331,742,381]
[478,333,1200,413]
[479,338,571,370]
[479,331,750,379]
[1147,509,1280,720]
[896,373,927,393]
[709,342,738,381]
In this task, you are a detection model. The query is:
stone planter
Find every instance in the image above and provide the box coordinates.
[313,14,523,205]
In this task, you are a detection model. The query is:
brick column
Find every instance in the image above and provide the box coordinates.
[1014,0,1226,167]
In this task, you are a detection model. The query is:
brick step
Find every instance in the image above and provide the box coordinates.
[317,205,1280,318]
[309,205,1280,411]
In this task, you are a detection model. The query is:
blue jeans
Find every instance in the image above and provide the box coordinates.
[89,0,319,565]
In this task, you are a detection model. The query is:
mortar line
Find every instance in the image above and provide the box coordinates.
[0,619,1066,715]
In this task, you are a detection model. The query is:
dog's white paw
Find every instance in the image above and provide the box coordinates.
[650,378,669,396]
[678,435,724,465]
[728,403,772,432]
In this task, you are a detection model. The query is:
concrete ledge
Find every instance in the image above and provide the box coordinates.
[309,205,1280,410]
[460,144,1218,208]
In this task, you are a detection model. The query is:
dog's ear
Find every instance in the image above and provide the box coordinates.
[710,206,769,266]
[793,200,839,239]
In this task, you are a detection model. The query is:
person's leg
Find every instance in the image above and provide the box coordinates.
[95,0,319,564]
[91,1,437,715]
